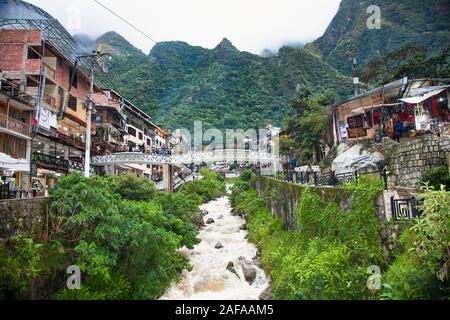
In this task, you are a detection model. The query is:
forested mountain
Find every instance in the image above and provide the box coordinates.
[74,0,450,131]
[75,33,351,131]
[305,0,450,74]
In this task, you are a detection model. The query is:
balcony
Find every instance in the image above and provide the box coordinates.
[0,113,31,137]
[56,131,85,149]
[32,152,85,173]
[0,79,36,107]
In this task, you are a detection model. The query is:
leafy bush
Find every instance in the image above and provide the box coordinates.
[112,174,157,201]
[231,175,386,300]
[1,169,224,300]
[0,237,43,299]
[181,169,226,202]
[418,166,450,190]
[383,186,450,300]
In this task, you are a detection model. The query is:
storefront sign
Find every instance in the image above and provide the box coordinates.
[0,170,13,177]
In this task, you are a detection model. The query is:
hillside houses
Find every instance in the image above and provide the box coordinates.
[0,1,172,199]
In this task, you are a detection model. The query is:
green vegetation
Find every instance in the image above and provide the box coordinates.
[234,173,450,300]
[305,0,450,75]
[180,168,226,203]
[233,173,386,300]
[0,169,225,300]
[284,88,335,163]
[361,45,449,86]
[418,166,450,190]
[84,33,351,132]
[382,186,450,299]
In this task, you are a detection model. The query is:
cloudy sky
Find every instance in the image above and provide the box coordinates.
[27,0,341,54]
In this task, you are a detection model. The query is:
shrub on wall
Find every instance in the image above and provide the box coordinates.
[233,175,386,300]
[382,186,450,300]
[418,166,450,190]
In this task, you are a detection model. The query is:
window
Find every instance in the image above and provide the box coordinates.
[68,95,77,112]
[138,132,143,140]
[147,138,151,146]
[1,134,27,159]
[128,127,136,137]
[27,47,40,59]
[69,68,78,89]
[347,115,363,129]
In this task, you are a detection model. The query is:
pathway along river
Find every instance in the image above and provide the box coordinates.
[162,185,270,300]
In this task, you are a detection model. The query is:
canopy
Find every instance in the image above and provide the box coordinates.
[351,107,366,115]
[399,88,447,104]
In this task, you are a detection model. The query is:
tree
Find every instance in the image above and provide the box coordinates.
[361,45,450,86]
[285,88,335,163]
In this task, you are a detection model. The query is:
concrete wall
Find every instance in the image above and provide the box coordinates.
[384,136,450,189]
[0,197,51,242]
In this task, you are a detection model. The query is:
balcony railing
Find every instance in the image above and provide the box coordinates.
[0,79,36,107]
[0,113,31,137]
[57,132,85,149]
[33,152,85,173]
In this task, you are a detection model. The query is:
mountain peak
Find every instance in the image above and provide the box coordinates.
[95,31,144,57]
[215,38,238,51]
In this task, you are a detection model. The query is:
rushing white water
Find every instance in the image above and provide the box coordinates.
[161,186,270,300]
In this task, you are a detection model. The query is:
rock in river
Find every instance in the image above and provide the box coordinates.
[242,263,257,284]
[206,218,215,224]
[215,242,224,249]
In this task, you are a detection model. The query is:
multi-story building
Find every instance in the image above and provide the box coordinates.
[0,1,98,196]
[0,77,34,199]
[92,88,171,181]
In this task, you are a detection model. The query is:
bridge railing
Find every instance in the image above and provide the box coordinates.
[91,149,285,166]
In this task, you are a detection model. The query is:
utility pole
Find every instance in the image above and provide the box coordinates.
[76,51,111,178]
[85,62,95,177]
[347,48,359,96]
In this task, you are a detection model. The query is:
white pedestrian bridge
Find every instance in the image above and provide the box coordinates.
[91,149,285,167]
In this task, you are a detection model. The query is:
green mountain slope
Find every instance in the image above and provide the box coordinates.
[305,0,450,74]
[77,32,351,131]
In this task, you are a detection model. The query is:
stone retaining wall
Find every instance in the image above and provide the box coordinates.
[252,176,350,231]
[384,136,450,188]
[0,197,51,242]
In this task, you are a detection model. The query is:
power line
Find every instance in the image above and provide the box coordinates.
[93,0,159,45]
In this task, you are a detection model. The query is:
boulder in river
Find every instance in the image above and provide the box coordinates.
[192,213,205,229]
[259,282,275,300]
[201,210,209,216]
[242,263,257,284]
[218,214,224,220]
[215,242,224,249]
[226,262,240,279]
[240,223,247,230]
[206,218,215,224]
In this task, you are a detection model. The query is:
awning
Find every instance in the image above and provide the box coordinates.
[399,88,447,104]
[0,153,30,173]
[351,107,366,115]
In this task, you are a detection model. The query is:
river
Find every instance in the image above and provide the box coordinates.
[161,185,270,300]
